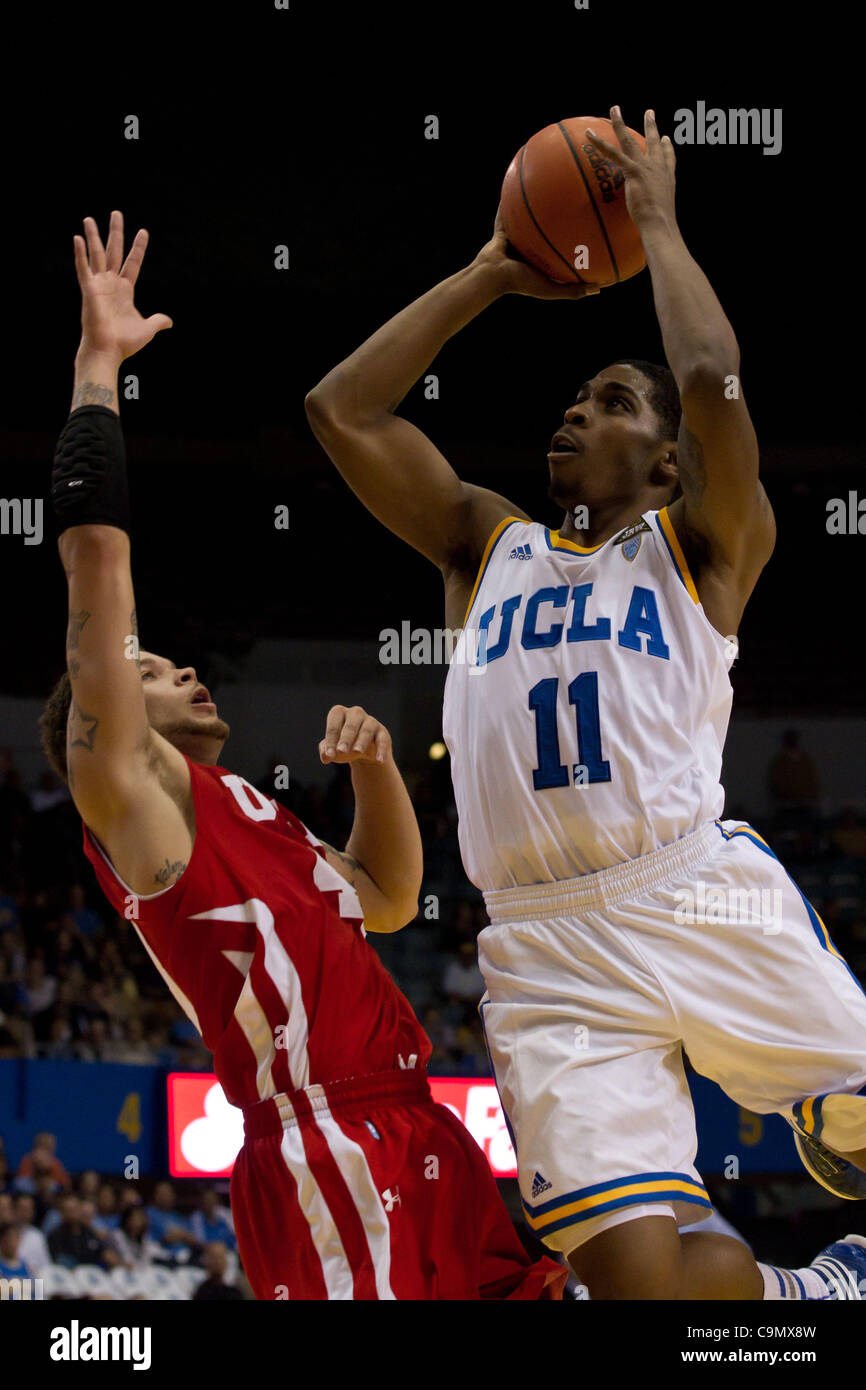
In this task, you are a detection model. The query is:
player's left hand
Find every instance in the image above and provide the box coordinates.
[319,705,392,765]
[585,107,677,228]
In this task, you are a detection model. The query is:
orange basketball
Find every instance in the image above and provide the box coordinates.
[500,116,646,288]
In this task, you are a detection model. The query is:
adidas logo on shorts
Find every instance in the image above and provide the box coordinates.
[531,1171,552,1198]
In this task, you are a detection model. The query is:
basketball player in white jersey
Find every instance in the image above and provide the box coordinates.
[305,108,866,1300]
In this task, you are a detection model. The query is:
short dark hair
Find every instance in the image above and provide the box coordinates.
[612,358,682,442]
[39,670,73,785]
[612,358,682,503]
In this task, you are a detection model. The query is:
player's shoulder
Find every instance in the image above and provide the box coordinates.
[448,484,531,577]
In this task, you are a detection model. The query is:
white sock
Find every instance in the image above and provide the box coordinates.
[758,1261,839,1300]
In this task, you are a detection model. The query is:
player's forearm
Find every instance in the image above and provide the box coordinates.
[638,215,740,387]
[306,260,503,420]
[345,756,423,928]
[71,346,122,415]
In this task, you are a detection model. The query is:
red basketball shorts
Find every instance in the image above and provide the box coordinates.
[230,1068,566,1300]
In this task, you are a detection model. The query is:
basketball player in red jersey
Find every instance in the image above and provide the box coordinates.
[39,210,566,1301]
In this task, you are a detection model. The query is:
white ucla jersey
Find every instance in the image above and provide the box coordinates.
[442,508,736,890]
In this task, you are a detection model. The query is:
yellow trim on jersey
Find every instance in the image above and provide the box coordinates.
[547,530,607,555]
[658,506,700,605]
[717,822,848,964]
[523,1177,708,1232]
[461,516,528,628]
[810,907,847,964]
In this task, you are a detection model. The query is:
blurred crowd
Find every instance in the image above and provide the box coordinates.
[2,732,866,1079]
[0,1131,245,1298]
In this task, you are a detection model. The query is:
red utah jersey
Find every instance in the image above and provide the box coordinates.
[82,756,430,1107]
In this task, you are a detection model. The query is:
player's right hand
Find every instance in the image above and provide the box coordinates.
[74,211,173,362]
[472,205,601,301]
[319,705,392,765]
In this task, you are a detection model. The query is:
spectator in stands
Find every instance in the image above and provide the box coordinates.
[0,1136,9,1194]
[0,954,17,1015]
[0,1193,13,1223]
[21,958,58,1038]
[78,1171,100,1202]
[830,807,866,859]
[66,883,102,939]
[15,1132,70,1193]
[441,941,486,1003]
[0,1222,33,1282]
[77,1014,109,1062]
[43,1014,77,1060]
[0,886,20,933]
[13,1193,50,1276]
[107,1205,165,1270]
[145,1181,197,1261]
[0,1000,36,1058]
[47,1193,122,1270]
[102,1016,158,1065]
[190,1188,236,1250]
[192,1241,243,1301]
[33,1172,62,1229]
[767,729,820,825]
[92,1182,121,1237]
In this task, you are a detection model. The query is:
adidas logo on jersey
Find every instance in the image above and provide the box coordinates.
[508,543,533,560]
[531,1171,553,1198]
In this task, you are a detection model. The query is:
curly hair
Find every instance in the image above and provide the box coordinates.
[39,669,73,785]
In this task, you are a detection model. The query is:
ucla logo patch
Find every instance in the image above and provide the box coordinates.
[613,518,650,562]
[622,534,641,561]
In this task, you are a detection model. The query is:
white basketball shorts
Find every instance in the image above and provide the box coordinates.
[477,819,866,1254]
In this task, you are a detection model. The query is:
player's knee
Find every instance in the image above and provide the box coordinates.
[567,1214,684,1300]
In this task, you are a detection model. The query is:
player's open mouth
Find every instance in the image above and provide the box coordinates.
[191,686,214,708]
[548,433,582,462]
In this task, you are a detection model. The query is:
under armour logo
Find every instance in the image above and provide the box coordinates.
[381,1188,401,1212]
[397,1053,418,1070]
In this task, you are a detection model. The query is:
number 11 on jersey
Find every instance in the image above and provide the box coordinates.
[529,672,612,790]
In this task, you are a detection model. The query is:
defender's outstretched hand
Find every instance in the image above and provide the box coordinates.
[585,107,677,228]
[319,705,392,765]
[473,205,601,300]
[74,211,173,361]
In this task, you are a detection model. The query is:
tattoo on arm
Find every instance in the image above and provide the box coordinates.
[154,858,188,887]
[68,699,99,752]
[321,841,364,887]
[66,609,91,650]
[678,426,707,504]
[72,381,116,410]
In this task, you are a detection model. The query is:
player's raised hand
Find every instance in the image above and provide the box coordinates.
[473,205,601,300]
[319,705,392,765]
[74,211,173,362]
[585,107,677,228]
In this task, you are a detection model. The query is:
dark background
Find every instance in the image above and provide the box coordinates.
[0,1,859,714]
[0,0,864,1318]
